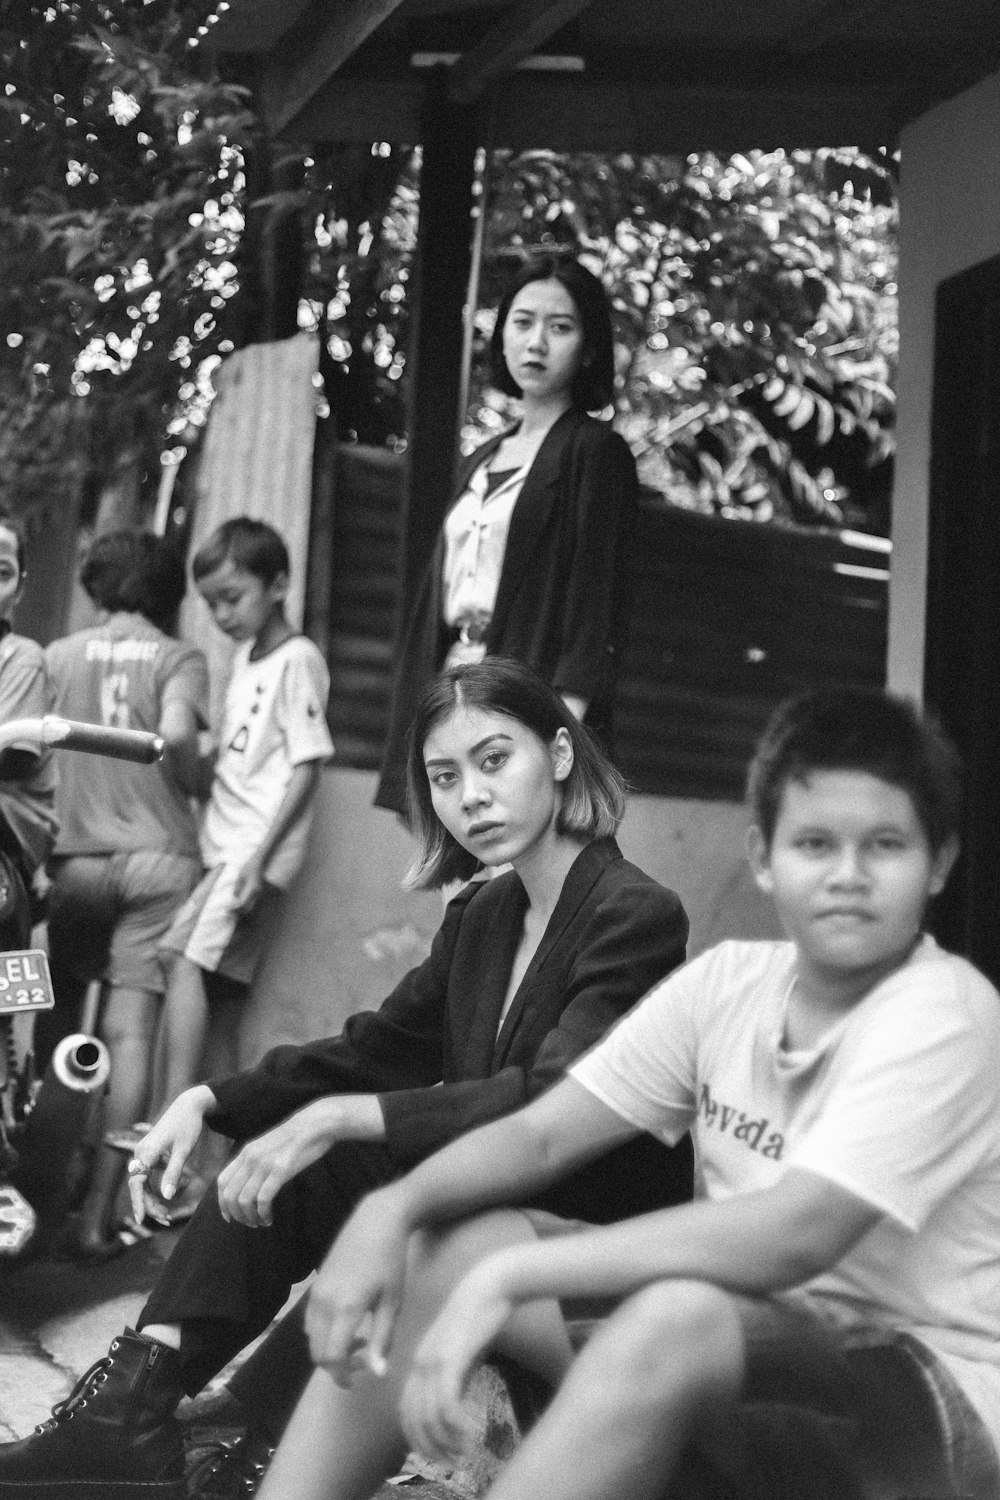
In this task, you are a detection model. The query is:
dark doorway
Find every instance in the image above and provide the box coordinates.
[924,252,1000,985]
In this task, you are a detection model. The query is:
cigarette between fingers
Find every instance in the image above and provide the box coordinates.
[127,1160,148,1225]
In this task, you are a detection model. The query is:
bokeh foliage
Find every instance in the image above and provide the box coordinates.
[484,149,896,530]
[306,147,897,531]
[0,0,253,510]
[2,0,897,533]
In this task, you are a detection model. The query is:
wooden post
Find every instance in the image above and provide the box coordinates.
[924,254,1000,985]
[233,141,304,348]
[398,70,480,607]
[457,96,497,430]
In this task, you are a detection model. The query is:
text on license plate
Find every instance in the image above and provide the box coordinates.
[0,951,55,1014]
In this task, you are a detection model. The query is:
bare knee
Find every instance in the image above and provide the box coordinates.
[590,1280,745,1413]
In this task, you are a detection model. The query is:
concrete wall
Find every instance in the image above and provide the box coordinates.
[888,70,1000,699]
[236,767,781,1061]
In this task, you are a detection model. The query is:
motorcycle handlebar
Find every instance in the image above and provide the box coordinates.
[44,718,164,763]
[0,717,163,764]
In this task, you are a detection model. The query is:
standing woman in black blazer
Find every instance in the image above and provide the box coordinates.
[375,256,638,814]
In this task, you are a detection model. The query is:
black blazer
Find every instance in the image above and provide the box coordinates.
[375,408,639,814]
[208,838,692,1222]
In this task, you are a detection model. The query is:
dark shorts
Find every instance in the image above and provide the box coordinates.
[48,851,201,996]
[708,1297,1000,1500]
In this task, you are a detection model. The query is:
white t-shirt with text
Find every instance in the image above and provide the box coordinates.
[570,936,1000,1444]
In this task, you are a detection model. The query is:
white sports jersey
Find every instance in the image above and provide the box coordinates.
[200,635,333,887]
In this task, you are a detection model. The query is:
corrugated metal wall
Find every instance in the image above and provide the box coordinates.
[324,444,406,767]
[618,508,889,798]
[321,446,888,801]
[181,333,319,723]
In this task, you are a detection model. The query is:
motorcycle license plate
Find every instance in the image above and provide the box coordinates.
[0,950,54,1015]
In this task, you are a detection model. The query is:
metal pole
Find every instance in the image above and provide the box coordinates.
[455,89,497,453]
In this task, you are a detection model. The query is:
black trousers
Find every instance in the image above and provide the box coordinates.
[138,1138,400,1428]
[137,1130,693,1443]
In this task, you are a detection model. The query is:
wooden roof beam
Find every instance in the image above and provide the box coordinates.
[261,0,408,136]
[292,72,908,151]
[447,0,594,104]
[776,0,888,52]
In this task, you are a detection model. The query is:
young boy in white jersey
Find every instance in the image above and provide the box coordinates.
[156,518,333,1128]
[259,687,1000,1500]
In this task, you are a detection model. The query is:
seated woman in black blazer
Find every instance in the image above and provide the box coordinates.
[0,659,690,1500]
[376,255,639,815]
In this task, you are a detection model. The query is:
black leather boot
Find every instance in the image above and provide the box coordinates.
[0,1327,185,1497]
[186,1429,277,1498]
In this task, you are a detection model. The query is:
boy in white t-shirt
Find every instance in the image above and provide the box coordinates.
[259,688,1000,1500]
[156,518,333,1121]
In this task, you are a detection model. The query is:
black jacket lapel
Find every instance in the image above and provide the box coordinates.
[487,409,582,646]
[461,875,529,1078]
[492,837,621,1068]
[452,431,506,500]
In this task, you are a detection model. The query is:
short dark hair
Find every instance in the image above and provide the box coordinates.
[80,531,187,630]
[0,504,26,575]
[489,255,616,412]
[191,517,289,586]
[406,657,626,889]
[747,687,964,854]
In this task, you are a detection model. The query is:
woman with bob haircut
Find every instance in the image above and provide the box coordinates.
[375,255,639,816]
[405,656,626,891]
[2,659,691,1500]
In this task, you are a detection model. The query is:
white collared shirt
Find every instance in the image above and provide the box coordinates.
[442,461,530,629]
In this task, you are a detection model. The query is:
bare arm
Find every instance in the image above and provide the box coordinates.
[233,758,322,911]
[466,1165,879,1306]
[305,1079,637,1371]
[1,649,49,779]
[157,698,203,795]
[387,1078,877,1295]
[306,1076,879,1380]
[387,1077,634,1230]
[397,1164,880,1456]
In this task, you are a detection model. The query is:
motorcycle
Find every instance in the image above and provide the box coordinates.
[0,715,163,1258]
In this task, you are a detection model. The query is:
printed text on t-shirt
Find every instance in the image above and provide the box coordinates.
[698,1082,784,1159]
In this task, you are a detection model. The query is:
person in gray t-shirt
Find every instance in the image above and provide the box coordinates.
[42,531,208,1261]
